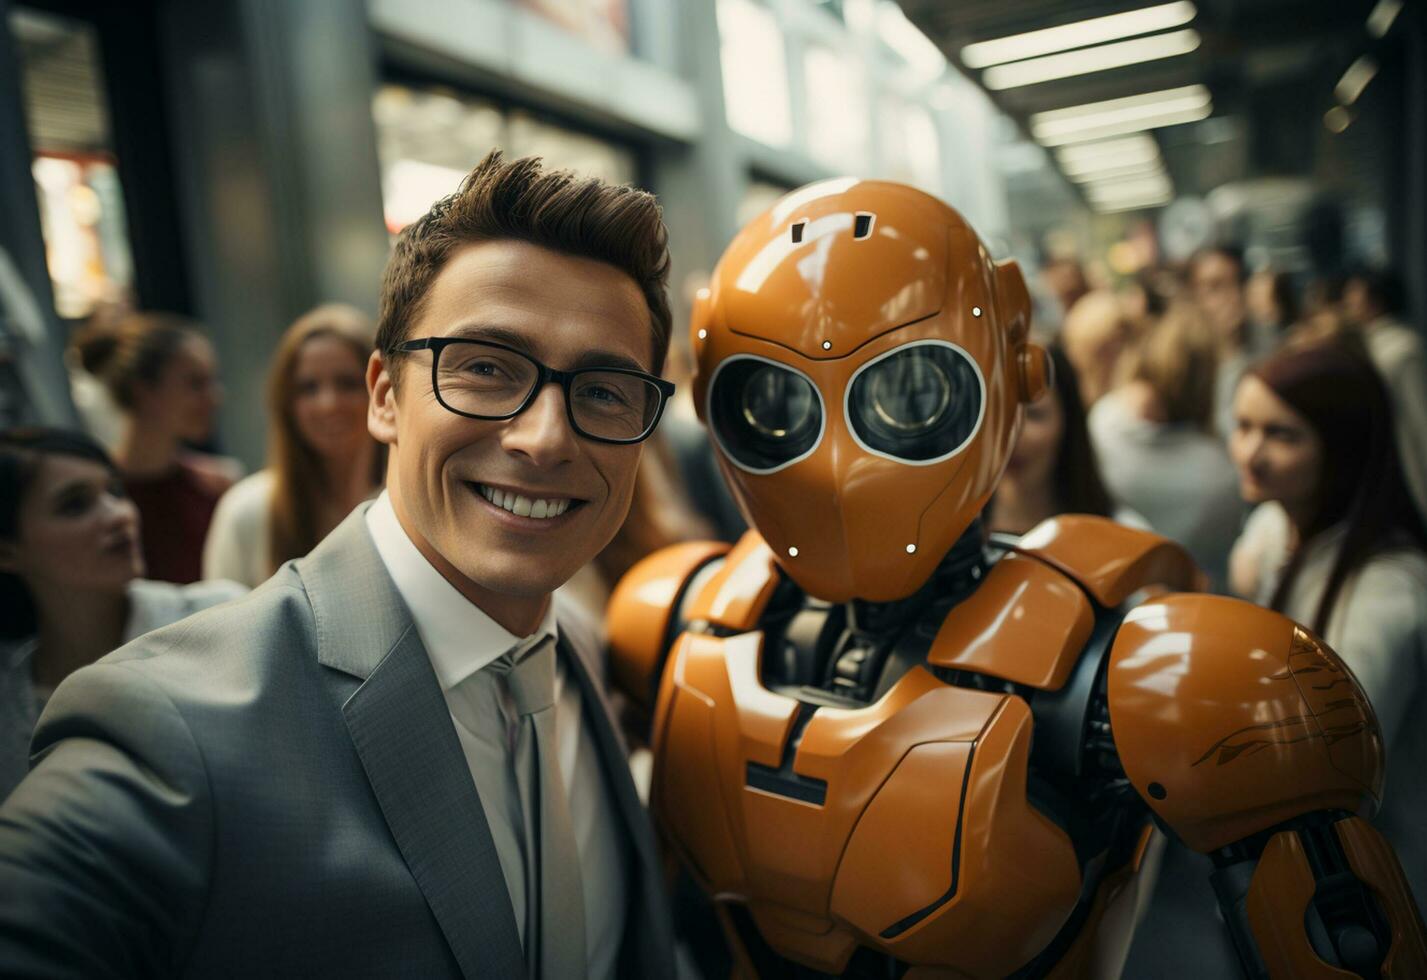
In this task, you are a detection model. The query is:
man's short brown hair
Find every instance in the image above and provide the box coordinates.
[376,150,672,374]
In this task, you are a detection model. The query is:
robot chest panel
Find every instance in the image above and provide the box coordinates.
[652,630,1084,976]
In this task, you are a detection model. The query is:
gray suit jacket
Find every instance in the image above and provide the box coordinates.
[0,508,675,978]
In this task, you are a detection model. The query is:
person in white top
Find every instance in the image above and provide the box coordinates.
[1227,338,1427,908]
[1343,268,1427,525]
[0,428,244,801]
[203,305,384,586]
[1089,302,1244,589]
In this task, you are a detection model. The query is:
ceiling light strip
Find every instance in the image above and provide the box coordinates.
[983,29,1200,90]
[1034,102,1212,146]
[1093,195,1173,213]
[1032,84,1209,125]
[961,1,1196,68]
[1055,134,1160,163]
[1065,160,1166,182]
[1334,56,1378,106]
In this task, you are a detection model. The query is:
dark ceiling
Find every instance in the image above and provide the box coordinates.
[896,0,1393,202]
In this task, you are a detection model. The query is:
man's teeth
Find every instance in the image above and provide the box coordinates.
[477,484,572,519]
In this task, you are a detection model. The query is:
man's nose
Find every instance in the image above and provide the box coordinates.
[500,382,579,465]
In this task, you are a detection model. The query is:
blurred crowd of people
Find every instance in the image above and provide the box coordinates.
[2,232,1425,962]
[1008,250,1427,971]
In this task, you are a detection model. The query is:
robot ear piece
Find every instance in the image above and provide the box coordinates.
[1018,342,1052,404]
[993,259,1032,342]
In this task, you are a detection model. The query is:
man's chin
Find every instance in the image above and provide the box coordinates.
[454,555,573,602]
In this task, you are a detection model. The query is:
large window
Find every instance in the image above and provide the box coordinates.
[878,95,942,194]
[804,42,868,171]
[10,7,134,320]
[717,0,793,148]
[372,82,639,234]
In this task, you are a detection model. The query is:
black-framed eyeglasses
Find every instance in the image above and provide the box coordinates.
[393,337,675,445]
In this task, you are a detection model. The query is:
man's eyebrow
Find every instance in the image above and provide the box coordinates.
[445,323,653,374]
[567,348,651,374]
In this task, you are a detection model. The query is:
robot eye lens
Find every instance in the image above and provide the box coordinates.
[848,343,983,463]
[866,359,951,432]
[710,358,824,473]
[741,366,817,439]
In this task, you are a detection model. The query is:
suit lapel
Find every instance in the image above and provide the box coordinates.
[558,631,675,975]
[302,509,525,979]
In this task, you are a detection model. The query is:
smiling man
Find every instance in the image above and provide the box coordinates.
[0,152,677,979]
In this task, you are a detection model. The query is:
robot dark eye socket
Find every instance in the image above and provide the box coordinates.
[847,343,983,463]
[710,358,824,473]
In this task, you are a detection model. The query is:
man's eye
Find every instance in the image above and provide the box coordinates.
[582,384,624,405]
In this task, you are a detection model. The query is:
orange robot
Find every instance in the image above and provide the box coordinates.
[608,179,1426,978]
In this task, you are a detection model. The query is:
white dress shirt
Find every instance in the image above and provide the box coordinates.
[365,493,627,978]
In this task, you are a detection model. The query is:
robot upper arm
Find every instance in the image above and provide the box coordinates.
[1106,593,1426,976]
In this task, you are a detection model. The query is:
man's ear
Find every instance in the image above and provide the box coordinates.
[368,350,398,446]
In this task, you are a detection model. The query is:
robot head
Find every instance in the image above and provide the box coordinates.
[692,179,1048,603]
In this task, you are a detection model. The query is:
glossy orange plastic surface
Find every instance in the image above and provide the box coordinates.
[1015,515,1201,608]
[926,552,1094,690]
[651,628,1081,975]
[606,540,730,713]
[690,178,1046,603]
[1108,595,1384,852]
[684,530,782,631]
[1335,818,1427,975]
[1246,830,1360,979]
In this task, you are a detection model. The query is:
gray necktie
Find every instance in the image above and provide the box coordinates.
[508,637,586,980]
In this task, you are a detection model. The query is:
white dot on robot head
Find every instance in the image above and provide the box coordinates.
[697,329,708,340]
[822,340,832,350]
[972,306,982,317]
[788,546,799,557]
[906,544,917,554]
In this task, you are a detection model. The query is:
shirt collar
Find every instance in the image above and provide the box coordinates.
[365,491,557,691]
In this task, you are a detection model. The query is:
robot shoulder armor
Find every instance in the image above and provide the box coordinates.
[927,552,1096,691]
[1106,593,1385,852]
[608,540,730,713]
[608,530,786,712]
[1013,515,1201,607]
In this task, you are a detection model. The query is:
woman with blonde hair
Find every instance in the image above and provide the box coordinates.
[203,305,383,586]
[1087,302,1244,588]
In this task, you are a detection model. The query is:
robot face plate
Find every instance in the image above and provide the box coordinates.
[692,179,1036,603]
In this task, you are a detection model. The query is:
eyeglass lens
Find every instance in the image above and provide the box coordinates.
[435,342,660,441]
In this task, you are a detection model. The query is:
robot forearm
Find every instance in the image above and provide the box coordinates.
[1210,813,1426,979]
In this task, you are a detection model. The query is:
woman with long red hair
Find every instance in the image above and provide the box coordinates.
[1228,338,1427,904]
[203,305,384,586]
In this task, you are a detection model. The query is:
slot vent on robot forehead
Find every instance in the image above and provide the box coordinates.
[853,212,875,239]
[790,220,806,243]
